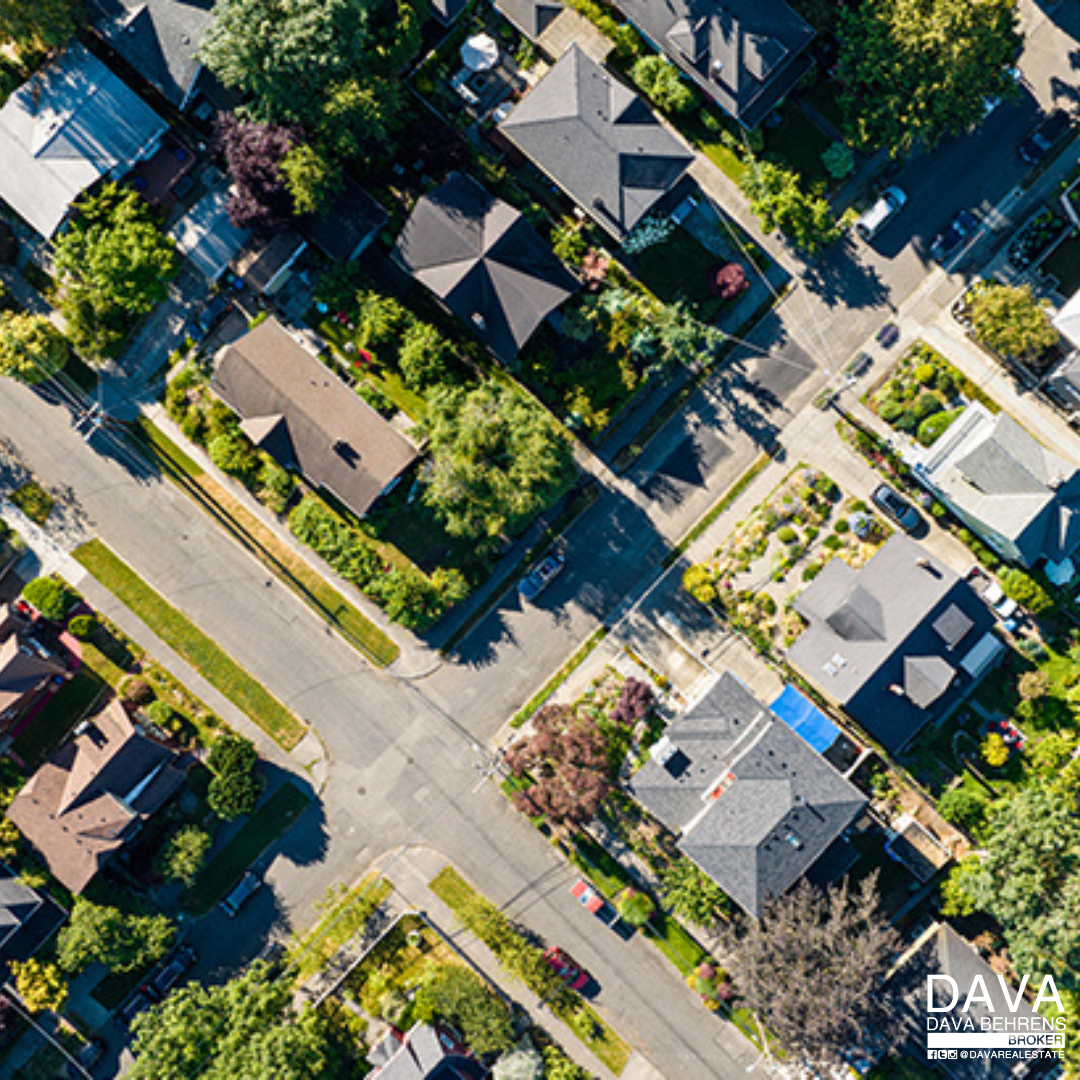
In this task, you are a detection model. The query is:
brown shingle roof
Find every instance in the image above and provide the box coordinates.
[211,317,418,518]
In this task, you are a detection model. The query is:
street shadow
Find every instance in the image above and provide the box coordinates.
[800,237,890,310]
[264,768,330,873]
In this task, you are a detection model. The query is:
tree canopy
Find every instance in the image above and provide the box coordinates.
[838,0,1022,153]
[741,161,840,253]
[422,383,574,540]
[0,312,68,385]
[131,962,336,1079]
[721,875,903,1068]
[207,732,264,819]
[57,900,175,976]
[217,115,298,234]
[0,0,81,50]
[969,283,1058,361]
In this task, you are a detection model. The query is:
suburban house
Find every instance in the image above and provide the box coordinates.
[498,46,695,240]
[787,535,1001,755]
[392,172,577,365]
[0,864,66,979]
[7,699,186,893]
[611,0,815,129]
[0,605,69,737]
[169,187,251,283]
[368,1022,481,1079]
[300,177,388,263]
[627,671,867,918]
[494,0,565,42]
[0,43,168,238]
[211,317,418,520]
[230,232,309,296]
[912,402,1080,581]
[87,0,215,111]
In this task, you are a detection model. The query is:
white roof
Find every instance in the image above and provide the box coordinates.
[169,187,250,281]
[0,43,167,237]
[1054,289,1080,349]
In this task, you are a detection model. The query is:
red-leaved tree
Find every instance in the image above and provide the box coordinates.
[217,114,298,235]
[610,678,655,727]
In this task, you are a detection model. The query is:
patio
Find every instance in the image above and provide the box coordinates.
[127,132,199,208]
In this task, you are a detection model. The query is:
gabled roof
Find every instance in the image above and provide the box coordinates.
[612,0,814,128]
[494,0,565,41]
[393,172,576,363]
[915,402,1080,568]
[498,46,694,239]
[169,187,250,282]
[429,0,469,24]
[231,232,308,294]
[0,43,168,237]
[0,636,67,718]
[0,864,66,977]
[788,536,997,753]
[300,177,387,262]
[211,317,418,519]
[627,672,866,917]
[87,0,212,108]
[7,699,184,893]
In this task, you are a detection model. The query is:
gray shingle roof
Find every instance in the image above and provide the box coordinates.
[393,172,576,363]
[169,187,250,282]
[498,46,694,239]
[915,402,1080,568]
[88,0,211,108]
[300,176,387,262]
[627,672,866,917]
[0,43,168,237]
[612,0,814,128]
[211,317,418,519]
[494,0,565,40]
[788,535,997,752]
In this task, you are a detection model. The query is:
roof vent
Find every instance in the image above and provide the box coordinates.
[712,60,723,76]
[785,830,804,851]
[471,312,486,330]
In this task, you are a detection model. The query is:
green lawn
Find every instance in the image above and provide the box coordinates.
[632,228,724,322]
[677,109,749,184]
[765,106,833,185]
[73,539,309,750]
[133,421,400,668]
[1041,231,1080,295]
[10,669,107,769]
[646,912,709,976]
[183,781,312,915]
[803,78,846,132]
[10,481,54,525]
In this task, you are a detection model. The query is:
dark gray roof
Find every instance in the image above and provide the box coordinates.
[211,317,418,519]
[498,46,694,239]
[88,0,212,108]
[393,172,576,364]
[494,0,565,40]
[612,0,814,128]
[429,0,469,24]
[1048,351,1080,412]
[0,865,65,979]
[301,177,387,262]
[231,232,308,294]
[916,403,1080,568]
[788,535,998,753]
[628,672,866,917]
[169,187,250,282]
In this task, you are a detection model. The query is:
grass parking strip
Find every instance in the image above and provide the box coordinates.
[183,781,312,916]
[73,539,307,750]
[131,420,399,668]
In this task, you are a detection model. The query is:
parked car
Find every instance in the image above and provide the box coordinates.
[871,483,920,532]
[152,945,197,996]
[519,553,565,602]
[543,946,590,991]
[1019,110,1072,164]
[114,987,157,1030]
[930,210,979,263]
[570,879,619,926]
[191,293,233,342]
[220,871,261,917]
[854,186,907,241]
[68,1037,105,1077]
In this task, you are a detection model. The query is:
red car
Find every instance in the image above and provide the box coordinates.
[544,947,589,991]
[570,878,620,927]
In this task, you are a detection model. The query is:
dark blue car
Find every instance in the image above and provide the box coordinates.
[930,210,978,263]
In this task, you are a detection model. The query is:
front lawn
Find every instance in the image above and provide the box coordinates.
[631,228,725,322]
[1041,230,1080,295]
[73,539,309,750]
[10,669,106,769]
[183,780,312,915]
[10,481,54,525]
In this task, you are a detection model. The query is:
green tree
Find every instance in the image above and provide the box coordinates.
[838,0,1022,153]
[207,733,264,820]
[937,786,989,833]
[398,322,450,390]
[616,887,655,927]
[208,431,258,481]
[52,184,178,359]
[281,143,342,216]
[160,827,212,887]
[0,0,81,49]
[422,383,574,540]
[941,783,1080,990]
[12,959,67,1013]
[660,857,731,927]
[999,567,1054,614]
[741,161,840,253]
[969,283,1057,361]
[131,961,335,1079]
[57,900,175,976]
[981,732,1010,768]
[630,56,695,114]
[412,963,513,1056]
[0,312,69,385]
[821,141,855,180]
[22,576,75,620]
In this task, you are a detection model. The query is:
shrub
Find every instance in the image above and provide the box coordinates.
[710,262,749,300]
[398,322,449,390]
[914,363,937,386]
[630,56,695,114]
[120,677,154,707]
[917,408,961,447]
[1000,568,1053,614]
[759,594,777,616]
[937,787,988,833]
[878,400,904,424]
[208,431,258,481]
[23,577,77,620]
[144,700,177,728]
[616,888,655,927]
[357,381,393,416]
[821,141,855,180]
[683,564,716,605]
[207,732,263,819]
[980,733,1010,768]
[834,518,850,534]
[1018,670,1051,701]
[823,535,842,550]
[894,410,919,434]
[777,525,798,544]
[912,393,942,423]
[159,826,211,886]
[67,614,98,640]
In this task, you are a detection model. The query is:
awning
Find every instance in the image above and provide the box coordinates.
[770,685,840,754]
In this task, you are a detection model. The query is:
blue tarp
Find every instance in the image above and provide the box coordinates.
[770,685,840,754]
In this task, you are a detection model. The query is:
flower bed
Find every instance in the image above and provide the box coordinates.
[1007,208,1068,271]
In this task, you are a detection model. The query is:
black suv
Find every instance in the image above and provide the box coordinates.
[871,483,920,533]
[1019,110,1072,164]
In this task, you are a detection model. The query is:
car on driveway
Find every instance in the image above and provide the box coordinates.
[220,871,261,917]
[871,483,920,532]
[153,945,197,996]
[930,210,978,263]
[854,186,907,241]
[519,553,564,602]
[1019,110,1072,164]
[543,946,590,990]
[114,987,158,1030]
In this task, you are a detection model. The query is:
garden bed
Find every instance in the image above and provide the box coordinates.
[1040,229,1080,295]
[631,226,727,322]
